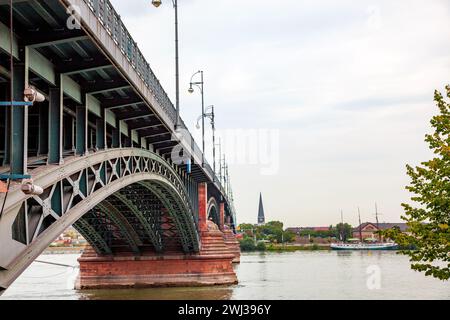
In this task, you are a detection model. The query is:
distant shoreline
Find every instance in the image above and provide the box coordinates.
[43,247,85,255]
[240,243,332,253]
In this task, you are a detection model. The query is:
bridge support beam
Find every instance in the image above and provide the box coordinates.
[76,221,238,289]
[37,103,48,155]
[219,202,225,231]
[112,117,121,148]
[198,182,208,232]
[76,105,87,155]
[96,118,105,150]
[48,84,63,164]
[9,62,27,174]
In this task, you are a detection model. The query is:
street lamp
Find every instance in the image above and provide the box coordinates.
[151,0,180,130]
[196,105,216,177]
[215,138,222,183]
[188,70,205,165]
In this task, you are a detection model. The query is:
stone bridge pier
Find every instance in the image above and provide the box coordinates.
[76,183,240,289]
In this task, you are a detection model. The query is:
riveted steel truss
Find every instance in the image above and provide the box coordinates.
[6,149,199,255]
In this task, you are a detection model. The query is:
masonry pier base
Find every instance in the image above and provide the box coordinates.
[76,221,239,289]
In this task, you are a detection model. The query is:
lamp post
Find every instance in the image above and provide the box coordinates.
[221,155,227,193]
[188,70,205,165]
[196,105,216,177]
[151,0,180,130]
[215,138,222,183]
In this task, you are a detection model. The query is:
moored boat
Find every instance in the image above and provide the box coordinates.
[331,205,398,250]
[330,242,398,250]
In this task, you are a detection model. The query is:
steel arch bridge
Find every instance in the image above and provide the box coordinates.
[0,0,238,292]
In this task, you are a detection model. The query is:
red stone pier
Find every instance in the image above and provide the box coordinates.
[76,183,241,289]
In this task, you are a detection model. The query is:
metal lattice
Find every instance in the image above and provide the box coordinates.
[10,149,200,253]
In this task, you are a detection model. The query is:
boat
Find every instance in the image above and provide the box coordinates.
[330,242,398,250]
[331,205,398,251]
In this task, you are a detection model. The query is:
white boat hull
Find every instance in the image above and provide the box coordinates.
[330,243,398,250]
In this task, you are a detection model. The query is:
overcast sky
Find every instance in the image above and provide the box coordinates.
[110,0,450,227]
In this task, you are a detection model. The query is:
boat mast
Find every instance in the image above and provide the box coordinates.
[340,209,344,241]
[375,203,380,242]
[358,207,363,242]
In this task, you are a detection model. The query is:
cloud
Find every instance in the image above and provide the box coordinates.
[110,0,450,226]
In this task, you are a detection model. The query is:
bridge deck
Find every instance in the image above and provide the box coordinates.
[0,0,234,205]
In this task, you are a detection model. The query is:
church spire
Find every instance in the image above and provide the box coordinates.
[258,193,265,225]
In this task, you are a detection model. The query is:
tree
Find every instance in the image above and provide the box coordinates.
[239,238,256,251]
[256,241,266,251]
[383,85,450,280]
[266,221,284,229]
[238,223,254,232]
[335,223,353,241]
[283,231,296,243]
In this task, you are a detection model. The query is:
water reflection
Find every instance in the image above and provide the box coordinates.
[79,286,234,300]
[2,251,449,300]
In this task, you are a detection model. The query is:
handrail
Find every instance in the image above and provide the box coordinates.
[81,0,235,217]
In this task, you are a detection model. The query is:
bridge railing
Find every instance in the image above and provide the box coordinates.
[83,0,224,192]
[84,0,177,124]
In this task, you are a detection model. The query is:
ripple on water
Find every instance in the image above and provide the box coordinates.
[1,251,449,300]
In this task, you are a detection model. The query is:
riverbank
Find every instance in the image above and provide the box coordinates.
[43,246,85,255]
[240,243,331,252]
[267,244,330,251]
[3,251,449,300]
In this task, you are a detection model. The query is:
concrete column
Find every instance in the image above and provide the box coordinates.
[198,182,208,232]
[219,202,225,231]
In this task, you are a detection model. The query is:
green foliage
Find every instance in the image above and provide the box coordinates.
[283,231,296,243]
[256,241,267,251]
[238,221,296,244]
[238,223,254,231]
[383,86,450,281]
[265,221,284,229]
[265,244,330,251]
[239,238,256,251]
[298,228,335,238]
[335,223,353,241]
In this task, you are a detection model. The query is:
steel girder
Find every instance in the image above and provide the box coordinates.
[110,190,164,253]
[207,197,220,227]
[138,181,199,253]
[0,148,201,291]
[73,217,112,255]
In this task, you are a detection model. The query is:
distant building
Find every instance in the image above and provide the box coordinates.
[352,222,409,241]
[257,193,265,225]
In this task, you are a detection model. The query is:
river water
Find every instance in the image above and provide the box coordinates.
[1,251,448,300]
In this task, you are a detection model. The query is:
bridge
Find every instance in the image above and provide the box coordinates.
[0,0,240,293]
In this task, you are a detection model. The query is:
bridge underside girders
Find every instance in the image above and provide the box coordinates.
[0,1,182,171]
[73,182,194,255]
[0,1,234,222]
[0,0,238,293]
